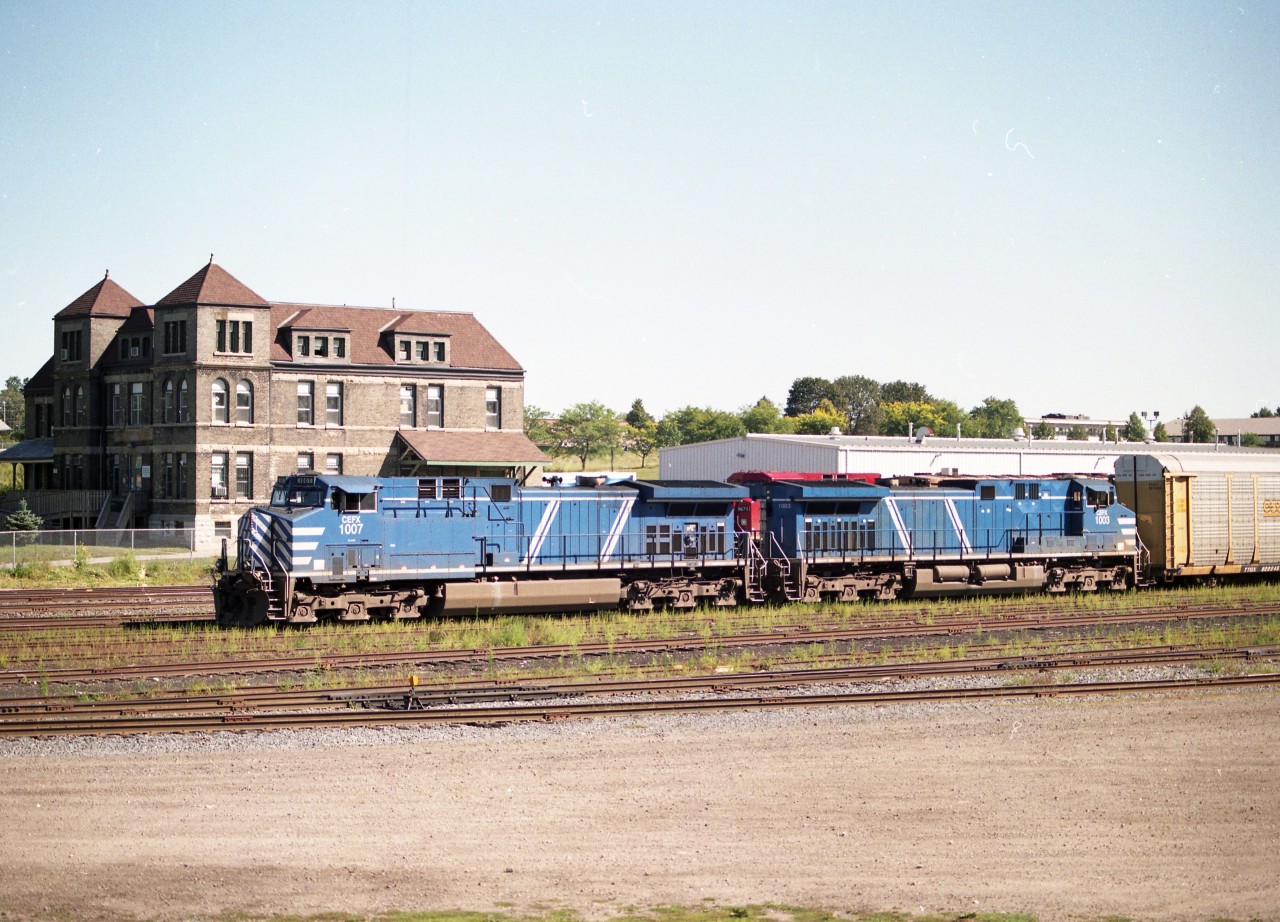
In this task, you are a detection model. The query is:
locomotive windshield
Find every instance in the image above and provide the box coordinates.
[270,478,326,509]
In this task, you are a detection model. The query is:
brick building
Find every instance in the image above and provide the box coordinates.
[9,260,545,544]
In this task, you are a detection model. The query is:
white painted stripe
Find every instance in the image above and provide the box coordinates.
[943,498,973,554]
[523,498,561,563]
[599,497,635,561]
[292,541,319,551]
[293,527,327,536]
[292,557,313,566]
[884,498,913,555]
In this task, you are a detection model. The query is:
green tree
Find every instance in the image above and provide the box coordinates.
[5,499,41,532]
[1251,407,1274,418]
[1183,406,1216,443]
[1121,412,1147,442]
[1067,426,1088,441]
[1104,424,1119,442]
[784,377,839,417]
[624,399,654,428]
[966,396,1022,439]
[522,404,554,449]
[550,402,623,469]
[1240,433,1263,448]
[878,400,958,437]
[831,374,882,434]
[1032,422,1056,440]
[928,399,968,438]
[740,397,793,434]
[1153,421,1169,442]
[791,399,846,435]
[879,380,931,405]
[624,420,660,466]
[0,376,27,439]
[659,406,746,445]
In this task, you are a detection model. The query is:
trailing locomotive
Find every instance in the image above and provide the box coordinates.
[213,469,1140,626]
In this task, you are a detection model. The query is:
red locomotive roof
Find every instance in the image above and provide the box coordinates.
[726,471,880,485]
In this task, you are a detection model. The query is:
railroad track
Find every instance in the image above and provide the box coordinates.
[2,641,1276,735]
[3,602,1275,687]
[2,670,1276,737]
[0,585,212,616]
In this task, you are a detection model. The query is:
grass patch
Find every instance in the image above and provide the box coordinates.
[0,554,217,588]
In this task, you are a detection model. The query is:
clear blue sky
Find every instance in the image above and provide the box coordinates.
[2,1,1276,422]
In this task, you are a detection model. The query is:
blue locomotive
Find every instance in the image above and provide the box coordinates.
[213,470,1140,626]
[732,472,1138,603]
[214,473,749,626]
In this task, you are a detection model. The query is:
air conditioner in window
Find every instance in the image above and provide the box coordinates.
[212,485,227,499]
[59,349,69,360]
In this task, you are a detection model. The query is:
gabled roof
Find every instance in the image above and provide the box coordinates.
[156,262,269,307]
[117,306,155,333]
[54,274,143,319]
[396,429,548,464]
[271,303,523,370]
[24,358,54,393]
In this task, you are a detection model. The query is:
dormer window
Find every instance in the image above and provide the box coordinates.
[395,335,450,365]
[118,335,150,359]
[293,332,348,362]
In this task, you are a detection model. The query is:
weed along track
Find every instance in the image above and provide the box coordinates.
[1,587,1278,736]
[2,595,1277,683]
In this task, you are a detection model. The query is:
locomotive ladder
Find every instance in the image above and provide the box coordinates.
[244,540,283,617]
[744,541,768,602]
[743,536,795,603]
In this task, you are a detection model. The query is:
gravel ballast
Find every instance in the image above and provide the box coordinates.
[1,685,1277,922]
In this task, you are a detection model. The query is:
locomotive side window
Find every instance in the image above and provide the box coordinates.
[1086,488,1111,508]
[980,486,996,501]
[333,490,376,513]
[490,484,512,502]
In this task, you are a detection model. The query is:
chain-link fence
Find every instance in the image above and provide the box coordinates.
[0,528,197,569]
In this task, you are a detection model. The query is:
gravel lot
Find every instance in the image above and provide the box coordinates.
[1,686,1277,922]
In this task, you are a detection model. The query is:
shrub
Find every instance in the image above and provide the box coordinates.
[106,552,142,580]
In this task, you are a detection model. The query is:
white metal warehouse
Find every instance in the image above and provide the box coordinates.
[658,433,1280,481]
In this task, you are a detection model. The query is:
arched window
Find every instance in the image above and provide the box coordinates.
[178,378,189,423]
[74,385,86,426]
[61,386,72,427]
[212,378,229,424]
[236,379,253,425]
[162,378,175,424]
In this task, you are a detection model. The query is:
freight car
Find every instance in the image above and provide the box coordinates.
[1115,454,1280,583]
[213,469,1141,626]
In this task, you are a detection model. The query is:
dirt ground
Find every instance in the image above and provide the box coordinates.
[1,690,1277,922]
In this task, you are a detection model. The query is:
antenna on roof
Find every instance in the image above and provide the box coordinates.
[392,297,396,308]
[209,253,215,265]
[104,269,109,279]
